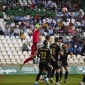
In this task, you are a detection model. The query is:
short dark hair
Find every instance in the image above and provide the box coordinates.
[55,37,58,42]
[43,40,48,46]
[45,35,50,40]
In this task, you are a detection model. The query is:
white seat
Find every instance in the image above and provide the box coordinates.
[19,43,23,47]
[0,43,3,48]
[2,51,7,56]
[9,43,14,48]
[7,39,12,44]
[14,43,19,48]
[2,39,6,44]
[18,51,23,56]
[68,58,74,64]
[1,47,5,52]
[6,47,11,51]
[11,36,15,39]
[82,56,85,59]
[1,59,6,64]
[16,36,20,39]
[6,59,11,64]
[4,55,9,60]
[77,55,82,59]
[0,36,5,39]
[25,55,29,59]
[79,59,84,64]
[20,55,25,60]
[7,51,13,56]
[74,59,79,64]
[23,51,28,56]
[5,36,10,40]
[17,39,22,44]
[0,55,4,59]
[4,43,9,48]
[13,51,18,56]
[15,55,20,60]
[9,55,14,60]
[12,39,17,44]
[11,47,16,51]
[16,59,22,64]
[16,47,21,51]
[11,59,17,64]
[26,36,31,41]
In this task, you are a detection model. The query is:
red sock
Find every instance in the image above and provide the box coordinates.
[24,57,33,64]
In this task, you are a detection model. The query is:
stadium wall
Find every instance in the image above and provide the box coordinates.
[0,66,85,75]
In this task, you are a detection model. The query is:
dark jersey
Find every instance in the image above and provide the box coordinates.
[38,46,51,63]
[60,48,70,62]
[50,43,60,61]
[81,44,85,56]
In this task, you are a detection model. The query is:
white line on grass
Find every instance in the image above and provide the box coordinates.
[69,78,81,80]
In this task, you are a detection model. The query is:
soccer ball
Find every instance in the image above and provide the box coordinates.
[62,7,68,12]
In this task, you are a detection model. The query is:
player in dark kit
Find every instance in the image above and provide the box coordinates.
[50,37,62,85]
[79,40,85,85]
[59,43,73,83]
[34,40,54,85]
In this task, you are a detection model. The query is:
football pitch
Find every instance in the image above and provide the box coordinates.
[0,74,84,85]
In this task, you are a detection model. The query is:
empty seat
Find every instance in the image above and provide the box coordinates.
[11,47,16,52]
[74,59,79,64]
[4,43,9,48]
[17,39,22,44]
[7,51,12,56]
[9,55,15,60]
[77,55,82,59]
[11,59,17,64]
[2,39,6,44]
[16,47,21,51]
[0,36,5,39]
[20,55,25,60]
[79,59,84,64]
[5,36,10,40]
[15,55,20,60]
[12,39,17,44]
[5,47,10,52]
[9,43,14,48]
[16,59,22,64]
[13,51,18,56]
[68,58,74,64]
[18,51,23,56]
[6,59,11,64]
[4,55,9,59]
[1,59,6,64]
[7,39,12,44]
[2,51,7,56]
[0,43,4,48]
[0,55,4,59]
[14,43,19,48]
[23,51,28,56]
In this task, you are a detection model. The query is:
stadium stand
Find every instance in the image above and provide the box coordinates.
[0,0,84,65]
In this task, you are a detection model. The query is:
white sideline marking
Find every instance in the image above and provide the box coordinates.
[69,78,81,80]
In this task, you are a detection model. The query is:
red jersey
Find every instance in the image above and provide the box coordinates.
[32,29,39,45]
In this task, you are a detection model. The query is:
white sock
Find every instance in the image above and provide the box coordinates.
[35,81,38,84]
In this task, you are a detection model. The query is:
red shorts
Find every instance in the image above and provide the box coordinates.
[31,43,37,55]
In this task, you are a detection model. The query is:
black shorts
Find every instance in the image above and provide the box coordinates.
[62,61,68,66]
[50,59,55,67]
[54,61,62,69]
[39,62,51,71]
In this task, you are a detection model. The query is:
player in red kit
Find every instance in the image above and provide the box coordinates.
[20,23,44,70]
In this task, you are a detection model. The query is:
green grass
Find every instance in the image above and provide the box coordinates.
[0,74,84,85]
